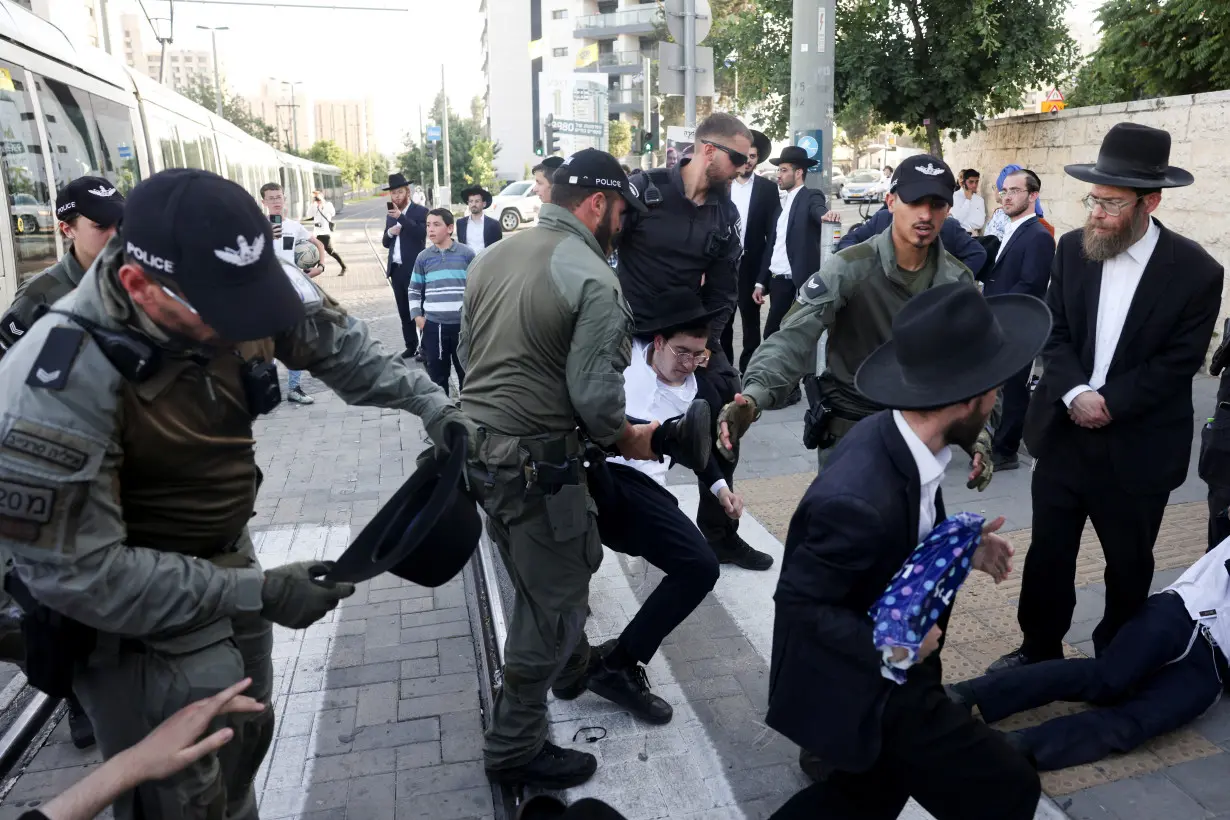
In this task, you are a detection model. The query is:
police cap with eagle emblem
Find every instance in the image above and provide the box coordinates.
[889,154,957,207]
[55,175,125,227]
[121,169,306,342]
[557,148,648,213]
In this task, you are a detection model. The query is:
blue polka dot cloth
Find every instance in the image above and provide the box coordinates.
[869,512,985,683]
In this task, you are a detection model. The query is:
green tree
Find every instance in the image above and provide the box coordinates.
[835,102,882,166]
[180,76,279,147]
[1068,0,1230,107]
[706,0,792,137]
[465,138,498,190]
[398,91,502,193]
[306,139,346,166]
[608,120,632,157]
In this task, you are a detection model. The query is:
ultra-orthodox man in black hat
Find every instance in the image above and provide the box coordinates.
[382,171,431,359]
[457,184,503,253]
[990,121,1225,675]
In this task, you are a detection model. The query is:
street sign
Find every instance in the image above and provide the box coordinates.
[550,118,606,138]
[1040,100,1066,114]
[426,125,442,143]
[797,134,819,157]
[659,42,716,96]
[1045,87,1065,102]
[667,125,696,144]
[118,144,133,159]
[664,0,711,44]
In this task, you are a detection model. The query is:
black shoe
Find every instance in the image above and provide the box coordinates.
[712,534,774,571]
[516,795,568,820]
[67,699,95,750]
[987,648,1059,674]
[338,267,347,277]
[781,384,803,407]
[586,656,673,725]
[414,350,425,363]
[992,452,1020,470]
[653,399,712,473]
[487,741,597,789]
[944,681,977,713]
[401,348,415,359]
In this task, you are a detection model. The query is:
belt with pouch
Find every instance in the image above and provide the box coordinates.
[520,430,585,490]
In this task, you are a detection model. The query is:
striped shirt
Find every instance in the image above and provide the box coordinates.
[409,240,475,325]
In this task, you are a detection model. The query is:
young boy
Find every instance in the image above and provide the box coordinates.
[410,208,475,391]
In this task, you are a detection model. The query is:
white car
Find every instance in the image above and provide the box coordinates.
[840,170,886,204]
[487,180,542,232]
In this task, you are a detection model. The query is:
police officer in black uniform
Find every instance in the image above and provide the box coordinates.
[617,112,772,571]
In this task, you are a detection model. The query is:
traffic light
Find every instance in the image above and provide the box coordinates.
[534,140,544,156]
[545,114,561,155]
[641,112,660,153]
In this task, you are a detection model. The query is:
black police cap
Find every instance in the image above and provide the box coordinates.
[555,148,648,213]
[56,176,124,227]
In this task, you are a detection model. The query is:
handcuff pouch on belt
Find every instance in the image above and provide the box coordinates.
[4,573,95,698]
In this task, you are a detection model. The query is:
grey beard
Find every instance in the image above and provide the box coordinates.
[1082,208,1148,261]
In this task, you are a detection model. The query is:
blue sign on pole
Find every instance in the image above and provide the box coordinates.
[427,125,442,143]
[117,144,132,159]
[796,134,820,158]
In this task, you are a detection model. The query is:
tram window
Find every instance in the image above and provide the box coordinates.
[0,61,56,282]
[89,94,139,193]
[147,114,181,170]
[35,76,103,192]
[180,124,204,169]
[200,135,218,174]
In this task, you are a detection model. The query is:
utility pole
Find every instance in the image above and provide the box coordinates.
[440,65,452,205]
[642,54,652,169]
[273,79,303,152]
[788,0,836,193]
[682,0,697,127]
[197,25,228,118]
[418,105,426,191]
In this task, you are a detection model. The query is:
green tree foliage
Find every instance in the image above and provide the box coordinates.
[180,76,279,147]
[707,0,792,137]
[1069,0,1230,107]
[608,120,632,157]
[306,139,345,166]
[397,91,501,192]
[835,102,883,163]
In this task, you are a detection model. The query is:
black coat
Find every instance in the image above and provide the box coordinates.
[979,216,1054,298]
[738,174,781,286]
[757,186,828,290]
[382,203,429,271]
[1024,221,1224,494]
[767,410,948,773]
[456,214,503,249]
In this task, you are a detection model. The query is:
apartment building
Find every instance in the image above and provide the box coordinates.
[119,14,215,94]
[315,98,378,156]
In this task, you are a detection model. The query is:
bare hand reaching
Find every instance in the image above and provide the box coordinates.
[972,516,1014,584]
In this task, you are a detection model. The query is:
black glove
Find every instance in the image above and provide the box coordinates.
[261,561,355,629]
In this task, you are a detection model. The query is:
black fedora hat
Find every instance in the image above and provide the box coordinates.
[749,129,771,165]
[769,145,819,169]
[326,423,481,586]
[1065,122,1194,189]
[855,283,1051,410]
[460,185,493,208]
[383,172,412,191]
[634,288,724,337]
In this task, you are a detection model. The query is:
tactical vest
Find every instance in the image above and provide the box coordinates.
[117,338,275,559]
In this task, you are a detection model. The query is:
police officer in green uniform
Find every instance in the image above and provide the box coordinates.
[460,149,659,789]
[718,154,995,491]
[0,176,124,356]
[0,169,467,820]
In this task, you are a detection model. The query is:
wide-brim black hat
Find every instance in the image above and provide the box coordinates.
[855,283,1052,410]
[634,289,724,337]
[750,130,771,165]
[1065,122,1193,189]
[383,172,412,191]
[326,423,480,586]
[769,145,819,169]
[460,185,493,208]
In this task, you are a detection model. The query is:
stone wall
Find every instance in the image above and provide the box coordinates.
[943,89,1230,322]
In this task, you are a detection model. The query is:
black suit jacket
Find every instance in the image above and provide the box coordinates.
[979,216,1054,298]
[456,214,503,249]
[758,185,828,291]
[382,203,429,272]
[1024,221,1224,494]
[767,411,948,773]
[737,174,780,286]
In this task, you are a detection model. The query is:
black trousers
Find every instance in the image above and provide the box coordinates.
[720,263,763,373]
[589,462,720,662]
[318,234,346,269]
[762,276,797,340]
[771,676,1040,820]
[992,364,1031,458]
[971,591,1223,770]
[1019,458,1169,658]
[387,262,417,354]
[693,367,739,547]
[422,320,464,391]
[1210,485,1230,552]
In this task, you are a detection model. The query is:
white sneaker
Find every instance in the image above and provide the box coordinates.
[288,387,315,405]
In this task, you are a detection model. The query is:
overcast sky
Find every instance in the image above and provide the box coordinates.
[114,0,487,154]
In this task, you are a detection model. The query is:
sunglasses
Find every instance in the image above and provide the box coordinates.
[701,139,749,169]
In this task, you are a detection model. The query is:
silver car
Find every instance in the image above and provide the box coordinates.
[840,170,884,204]
[486,181,542,232]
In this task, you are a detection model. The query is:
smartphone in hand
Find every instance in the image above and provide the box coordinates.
[386,202,395,212]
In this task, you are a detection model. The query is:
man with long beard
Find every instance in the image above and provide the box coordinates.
[990,122,1224,673]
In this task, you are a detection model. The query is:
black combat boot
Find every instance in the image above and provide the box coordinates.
[649,399,712,472]
[67,696,95,750]
[711,534,774,571]
[585,640,672,725]
[487,741,597,789]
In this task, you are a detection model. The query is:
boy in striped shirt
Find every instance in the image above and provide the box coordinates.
[411,208,476,390]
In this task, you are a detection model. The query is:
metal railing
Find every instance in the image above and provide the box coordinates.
[574,6,659,31]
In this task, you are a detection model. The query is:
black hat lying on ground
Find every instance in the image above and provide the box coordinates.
[326,423,481,587]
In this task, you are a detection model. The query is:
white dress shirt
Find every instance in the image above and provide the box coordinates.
[892,410,953,541]
[767,185,801,279]
[995,213,1035,262]
[951,192,986,233]
[390,205,409,265]
[1166,535,1230,654]
[465,215,486,254]
[608,340,729,497]
[1062,218,1161,405]
[731,174,755,249]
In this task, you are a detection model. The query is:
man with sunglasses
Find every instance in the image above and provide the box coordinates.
[617,112,774,571]
[990,122,1224,673]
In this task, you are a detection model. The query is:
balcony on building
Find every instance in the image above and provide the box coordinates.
[578,50,648,75]
[608,87,644,114]
[573,6,659,39]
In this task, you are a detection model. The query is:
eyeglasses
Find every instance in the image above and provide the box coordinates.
[701,139,749,169]
[666,342,709,368]
[1082,193,1144,217]
[161,285,199,316]
[998,187,1029,197]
